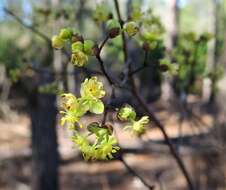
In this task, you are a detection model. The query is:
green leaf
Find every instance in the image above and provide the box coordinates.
[89,99,104,114]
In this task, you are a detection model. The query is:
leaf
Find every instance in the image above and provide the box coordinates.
[89,99,104,114]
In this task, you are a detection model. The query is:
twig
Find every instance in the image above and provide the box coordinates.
[119,156,155,190]
[4,8,51,45]
[113,1,194,190]
[129,51,149,76]
[99,35,109,54]
[96,55,114,85]
[131,87,194,190]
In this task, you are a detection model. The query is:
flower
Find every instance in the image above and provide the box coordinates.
[71,133,95,160]
[83,40,95,55]
[94,136,120,160]
[71,50,88,67]
[59,28,73,40]
[72,132,119,161]
[59,93,88,128]
[60,93,77,110]
[123,116,149,136]
[71,41,84,52]
[80,77,106,99]
[117,105,136,121]
[52,35,65,49]
[124,21,139,37]
[132,116,149,136]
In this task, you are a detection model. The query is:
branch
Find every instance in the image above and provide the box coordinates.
[96,55,114,85]
[131,86,194,190]
[129,51,148,76]
[99,35,109,53]
[113,0,128,62]
[113,1,194,190]
[4,8,51,45]
[119,157,155,190]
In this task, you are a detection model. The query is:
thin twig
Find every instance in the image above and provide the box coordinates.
[129,51,148,76]
[96,55,114,85]
[99,35,109,54]
[113,1,194,190]
[119,157,155,190]
[4,8,51,44]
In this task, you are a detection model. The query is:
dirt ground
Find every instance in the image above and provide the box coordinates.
[0,104,224,190]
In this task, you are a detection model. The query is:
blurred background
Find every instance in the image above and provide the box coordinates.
[0,0,226,190]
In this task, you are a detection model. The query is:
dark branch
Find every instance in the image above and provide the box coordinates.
[4,8,51,45]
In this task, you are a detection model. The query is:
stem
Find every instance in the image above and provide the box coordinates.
[131,86,194,190]
[99,35,109,53]
[119,157,155,190]
[96,55,114,85]
[129,51,149,76]
[4,8,51,45]
[113,0,128,62]
[113,0,194,189]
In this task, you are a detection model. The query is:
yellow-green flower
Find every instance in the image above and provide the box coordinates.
[117,105,136,121]
[124,116,149,136]
[71,134,95,160]
[60,109,80,127]
[80,77,106,99]
[94,136,120,160]
[60,93,78,110]
[52,35,65,49]
[59,28,73,40]
[71,50,88,67]
[132,116,149,136]
[124,21,139,37]
[59,93,88,128]
[71,41,84,52]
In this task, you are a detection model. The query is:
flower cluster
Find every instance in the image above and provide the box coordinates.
[52,28,95,67]
[117,105,150,136]
[59,77,120,160]
[60,77,105,129]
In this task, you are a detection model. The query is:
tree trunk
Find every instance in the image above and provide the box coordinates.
[29,74,59,190]
[167,0,179,51]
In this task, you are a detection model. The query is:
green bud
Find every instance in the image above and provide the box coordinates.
[117,105,136,121]
[84,40,95,55]
[59,28,73,40]
[72,41,84,52]
[123,21,139,37]
[106,19,121,38]
[52,35,65,49]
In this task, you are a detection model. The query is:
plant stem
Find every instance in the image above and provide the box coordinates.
[113,0,194,189]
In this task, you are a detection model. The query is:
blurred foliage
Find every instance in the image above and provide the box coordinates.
[172,32,212,94]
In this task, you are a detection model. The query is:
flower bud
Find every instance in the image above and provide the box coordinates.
[72,33,84,43]
[106,19,121,38]
[123,21,139,37]
[72,41,84,52]
[52,35,65,49]
[84,40,95,55]
[117,105,136,121]
[59,28,73,40]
